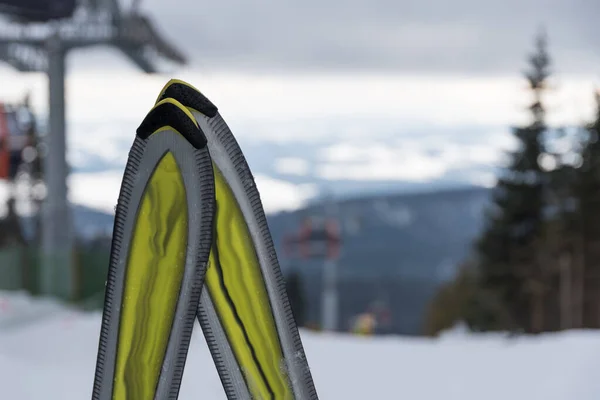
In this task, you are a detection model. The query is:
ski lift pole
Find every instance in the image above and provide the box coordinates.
[321,195,341,332]
[40,33,74,299]
[322,257,338,332]
[0,0,188,302]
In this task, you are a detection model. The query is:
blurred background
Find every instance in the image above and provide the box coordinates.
[1,0,600,399]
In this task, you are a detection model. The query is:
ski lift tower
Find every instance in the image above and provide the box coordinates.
[0,0,187,299]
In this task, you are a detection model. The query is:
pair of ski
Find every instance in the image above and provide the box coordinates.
[90,80,318,400]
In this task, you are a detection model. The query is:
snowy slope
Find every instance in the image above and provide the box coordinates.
[1,291,600,400]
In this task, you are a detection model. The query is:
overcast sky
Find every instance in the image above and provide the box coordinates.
[2,0,600,214]
[133,0,600,74]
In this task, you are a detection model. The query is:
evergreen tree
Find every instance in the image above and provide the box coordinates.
[472,31,551,333]
[573,91,600,328]
[540,163,577,332]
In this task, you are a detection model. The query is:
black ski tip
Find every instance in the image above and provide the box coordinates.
[136,98,208,149]
[159,81,219,118]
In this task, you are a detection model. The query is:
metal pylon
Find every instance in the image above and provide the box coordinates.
[0,0,186,299]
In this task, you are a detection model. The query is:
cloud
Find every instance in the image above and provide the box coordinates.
[1,1,596,213]
[318,158,447,182]
[316,134,512,182]
[254,175,318,213]
[274,157,310,176]
[320,143,370,163]
[466,171,498,188]
[4,0,598,75]
[1,0,599,85]
[68,171,123,214]
[3,69,595,134]
[134,0,600,74]
[67,170,317,215]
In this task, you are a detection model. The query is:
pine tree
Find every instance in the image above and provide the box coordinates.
[472,31,551,333]
[573,91,600,328]
[543,157,578,331]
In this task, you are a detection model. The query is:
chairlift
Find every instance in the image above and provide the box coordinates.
[285,216,341,260]
[0,101,40,180]
[0,0,77,23]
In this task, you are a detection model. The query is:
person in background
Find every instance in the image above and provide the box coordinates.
[351,312,377,336]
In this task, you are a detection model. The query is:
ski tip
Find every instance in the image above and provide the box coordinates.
[155,79,187,104]
[136,97,208,149]
[156,79,219,118]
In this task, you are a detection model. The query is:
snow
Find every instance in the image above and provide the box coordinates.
[1,291,600,399]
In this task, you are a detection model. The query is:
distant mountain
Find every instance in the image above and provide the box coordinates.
[19,205,116,242]
[63,185,492,335]
[269,185,491,334]
[72,205,115,239]
[272,185,489,276]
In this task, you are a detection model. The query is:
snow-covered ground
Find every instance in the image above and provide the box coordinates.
[1,291,600,400]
